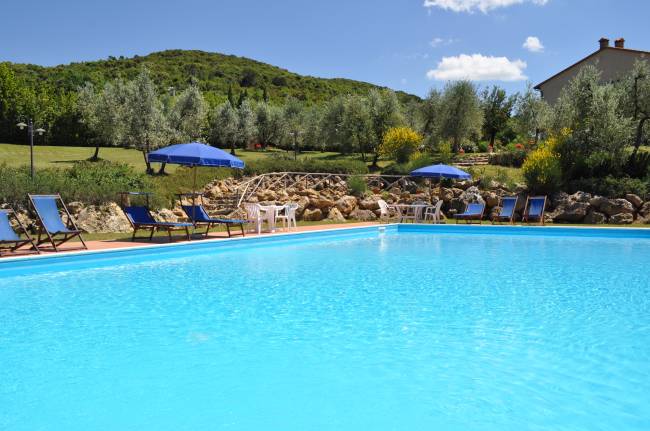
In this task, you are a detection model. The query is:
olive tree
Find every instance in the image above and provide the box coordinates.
[210,102,238,154]
[367,89,403,168]
[123,68,170,174]
[77,80,128,161]
[439,80,483,152]
[513,83,551,144]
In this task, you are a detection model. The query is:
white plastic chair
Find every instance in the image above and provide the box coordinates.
[276,203,298,231]
[378,199,397,222]
[243,203,265,234]
[424,200,444,224]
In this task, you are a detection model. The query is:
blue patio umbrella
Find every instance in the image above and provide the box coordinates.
[410,163,471,180]
[148,142,245,169]
[410,163,472,199]
[147,141,245,196]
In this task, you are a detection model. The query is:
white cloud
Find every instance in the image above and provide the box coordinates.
[430,37,458,48]
[423,0,548,13]
[426,54,527,81]
[523,36,544,52]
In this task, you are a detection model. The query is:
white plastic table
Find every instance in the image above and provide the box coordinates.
[258,205,286,232]
[389,204,430,223]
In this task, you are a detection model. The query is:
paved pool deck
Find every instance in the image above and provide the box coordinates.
[4,222,378,258]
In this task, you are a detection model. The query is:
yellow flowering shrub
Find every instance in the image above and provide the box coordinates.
[522,136,563,193]
[380,127,423,164]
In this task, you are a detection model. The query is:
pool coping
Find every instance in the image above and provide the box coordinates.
[1,222,649,271]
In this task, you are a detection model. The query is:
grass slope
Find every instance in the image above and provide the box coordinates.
[7,50,420,105]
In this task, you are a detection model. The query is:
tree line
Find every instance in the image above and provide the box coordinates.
[2,61,649,179]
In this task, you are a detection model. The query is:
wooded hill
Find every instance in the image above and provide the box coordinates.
[7,49,418,106]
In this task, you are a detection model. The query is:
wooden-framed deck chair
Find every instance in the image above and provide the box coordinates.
[122,206,193,242]
[454,202,485,224]
[522,196,547,225]
[119,191,193,242]
[491,196,518,224]
[0,208,39,256]
[28,194,87,252]
[179,193,246,238]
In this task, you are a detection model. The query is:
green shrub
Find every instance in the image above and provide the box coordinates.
[625,152,650,179]
[242,156,368,176]
[490,149,527,167]
[382,153,437,176]
[568,176,648,198]
[347,175,367,196]
[0,161,152,208]
[477,141,489,153]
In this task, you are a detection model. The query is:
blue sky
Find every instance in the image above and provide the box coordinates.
[2,0,647,97]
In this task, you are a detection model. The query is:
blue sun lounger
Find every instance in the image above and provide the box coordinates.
[454,202,485,224]
[123,206,193,242]
[492,196,518,224]
[522,196,547,225]
[0,209,39,255]
[29,194,87,252]
[181,204,246,238]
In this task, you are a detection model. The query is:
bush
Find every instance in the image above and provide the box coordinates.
[522,143,563,193]
[382,153,437,176]
[347,175,367,196]
[568,176,648,198]
[625,152,650,179]
[477,141,489,153]
[0,161,151,208]
[490,149,527,167]
[379,127,422,163]
[242,156,368,176]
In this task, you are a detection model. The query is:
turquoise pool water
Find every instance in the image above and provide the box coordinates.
[1,225,649,430]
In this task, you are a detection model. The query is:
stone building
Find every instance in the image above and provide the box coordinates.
[535,37,649,104]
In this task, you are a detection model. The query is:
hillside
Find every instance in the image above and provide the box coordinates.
[7,50,419,105]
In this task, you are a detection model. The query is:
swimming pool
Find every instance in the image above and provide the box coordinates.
[1,225,649,430]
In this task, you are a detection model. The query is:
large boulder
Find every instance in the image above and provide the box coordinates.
[570,191,592,203]
[359,195,381,211]
[599,199,635,217]
[302,208,323,221]
[349,208,377,221]
[584,211,607,224]
[256,189,278,201]
[625,194,644,209]
[326,207,346,222]
[294,196,311,217]
[335,196,358,216]
[639,202,650,218]
[74,202,132,233]
[310,197,335,211]
[439,188,454,203]
[154,208,179,223]
[552,201,590,223]
[482,191,499,208]
[609,212,634,225]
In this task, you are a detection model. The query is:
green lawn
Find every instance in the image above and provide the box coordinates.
[465,164,524,186]
[0,143,386,172]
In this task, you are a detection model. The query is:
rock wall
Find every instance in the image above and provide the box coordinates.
[5,176,649,233]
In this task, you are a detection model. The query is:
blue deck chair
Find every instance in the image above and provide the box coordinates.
[522,196,547,225]
[29,194,86,252]
[181,204,246,238]
[454,202,485,224]
[491,196,518,224]
[122,205,193,242]
[0,209,39,255]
